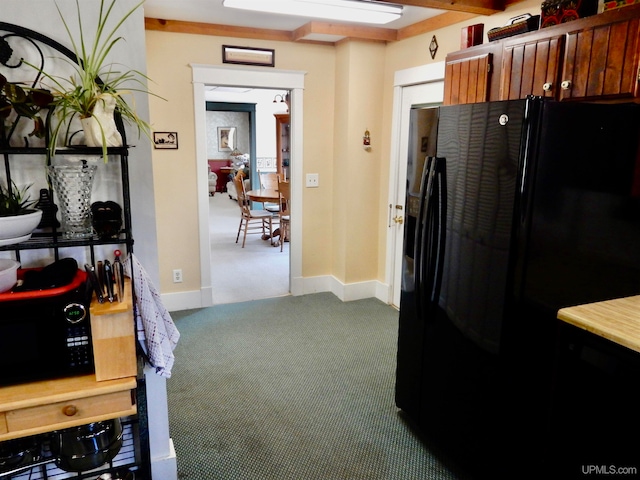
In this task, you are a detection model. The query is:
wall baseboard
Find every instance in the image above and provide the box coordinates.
[151,438,178,480]
[161,277,390,312]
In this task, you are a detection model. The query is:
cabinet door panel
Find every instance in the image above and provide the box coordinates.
[501,35,564,99]
[444,54,491,105]
[560,18,640,100]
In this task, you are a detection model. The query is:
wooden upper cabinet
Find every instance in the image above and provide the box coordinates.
[443,53,492,105]
[559,16,640,101]
[445,4,640,104]
[500,34,565,99]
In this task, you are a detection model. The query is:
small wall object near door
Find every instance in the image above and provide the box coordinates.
[153,132,178,149]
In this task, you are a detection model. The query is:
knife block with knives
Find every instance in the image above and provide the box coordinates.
[90,277,137,382]
[85,251,136,381]
[87,250,125,304]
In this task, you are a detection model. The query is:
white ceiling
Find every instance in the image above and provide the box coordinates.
[143,0,444,38]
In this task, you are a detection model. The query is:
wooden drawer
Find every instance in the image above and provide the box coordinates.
[0,375,136,441]
[6,390,134,434]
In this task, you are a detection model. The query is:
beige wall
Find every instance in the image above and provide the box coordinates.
[146,0,542,296]
[332,41,386,284]
[146,32,337,293]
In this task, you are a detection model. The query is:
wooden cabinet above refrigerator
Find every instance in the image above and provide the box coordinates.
[444,3,640,105]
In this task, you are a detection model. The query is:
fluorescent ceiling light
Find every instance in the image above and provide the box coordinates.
[222,0,403,25]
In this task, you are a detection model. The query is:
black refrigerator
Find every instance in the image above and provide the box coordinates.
[395,97,640,478]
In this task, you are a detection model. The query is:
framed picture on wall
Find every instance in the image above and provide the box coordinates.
[222,45,275,67]
[218,126,236,151]
[153,131,178,149]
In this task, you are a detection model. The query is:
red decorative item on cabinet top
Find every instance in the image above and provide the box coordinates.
[541,0,599,27]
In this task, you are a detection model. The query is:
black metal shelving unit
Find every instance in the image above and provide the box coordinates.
[1,22,151,480]
[0,145,134,262]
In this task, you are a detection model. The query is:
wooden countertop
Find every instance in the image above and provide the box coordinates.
[557,295,640,354]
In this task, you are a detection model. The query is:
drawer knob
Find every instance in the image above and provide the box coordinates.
[62,405,78,416]
[542,82,553,91]
[561,80,572,90]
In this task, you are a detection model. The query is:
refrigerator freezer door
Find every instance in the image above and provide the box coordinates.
[436,99,528,354]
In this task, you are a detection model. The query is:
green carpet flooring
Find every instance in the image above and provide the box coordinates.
[167,293,471,479]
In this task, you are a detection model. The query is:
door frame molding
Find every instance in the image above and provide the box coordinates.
[192,64,306,307]
[384,62,445,307]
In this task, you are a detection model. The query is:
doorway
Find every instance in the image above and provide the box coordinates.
[204,96,290,305]
[191,65,305,308]
[385,63,445,309]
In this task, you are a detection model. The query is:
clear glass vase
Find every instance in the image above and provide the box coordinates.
[47,163,97,239]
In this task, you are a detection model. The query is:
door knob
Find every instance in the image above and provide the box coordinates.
[561,80,572,90]
[542,82,553,91]
[393,216,404,224]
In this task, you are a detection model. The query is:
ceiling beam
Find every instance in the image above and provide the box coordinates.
[293,21,397,42]
[380,0,506,15]
[145,18,294,42]
[397,11,479,40]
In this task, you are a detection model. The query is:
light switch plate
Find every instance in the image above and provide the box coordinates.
[306,173,319,188]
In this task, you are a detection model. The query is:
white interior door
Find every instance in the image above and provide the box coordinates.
[387,74,444,308]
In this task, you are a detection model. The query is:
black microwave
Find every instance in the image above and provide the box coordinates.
[0,269,94,387]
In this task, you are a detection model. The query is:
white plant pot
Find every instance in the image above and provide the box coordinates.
[0,209,43,245]
[80,94,123,148]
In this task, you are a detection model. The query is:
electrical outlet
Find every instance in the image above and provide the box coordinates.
[306,173,319,188]
[173,269,183,283]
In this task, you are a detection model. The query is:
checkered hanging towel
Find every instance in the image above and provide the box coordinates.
[124,253,180,378]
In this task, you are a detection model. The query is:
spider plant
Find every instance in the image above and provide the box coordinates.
[34,0,160,160]
[0,180,35,217]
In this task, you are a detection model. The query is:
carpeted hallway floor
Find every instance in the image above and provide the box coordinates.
[167,293,473,480]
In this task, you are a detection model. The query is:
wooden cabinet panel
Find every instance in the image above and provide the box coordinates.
[501,35,564,99]
[0,413,6,435]
[444,53,492,105]
[560,17,640,100]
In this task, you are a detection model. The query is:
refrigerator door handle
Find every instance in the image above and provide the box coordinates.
[519,97,541,225]
[432,159,447,305]
[415,156,436,318]
[418,157,446,320]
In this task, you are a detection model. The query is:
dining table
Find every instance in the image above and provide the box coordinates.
[245,188,282,244]
[246,188,280,204]
[246,186,292,247]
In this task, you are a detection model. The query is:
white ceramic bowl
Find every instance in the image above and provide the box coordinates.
[0,259,20,293]
[0,209,43,242]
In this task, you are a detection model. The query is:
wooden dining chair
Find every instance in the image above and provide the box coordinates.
[276,177,290,252]
[233,174,272,248]
[258,171,281,214]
